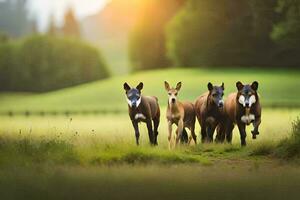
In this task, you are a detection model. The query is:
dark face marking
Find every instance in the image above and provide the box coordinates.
[126,88,141,108]
[123,82,143,108]
[208,83,224,108]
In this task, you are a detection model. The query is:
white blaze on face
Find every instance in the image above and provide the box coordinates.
[126,97,133,107]
[126,96,141,108]
[239,95,256,107]
[219,99,224,105]
[248,95,256,107]
[238,95,246,107]
[136,97,141,107]
[169,94,177,105]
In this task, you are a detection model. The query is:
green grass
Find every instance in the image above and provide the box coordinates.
[2,164,300,200]
[0,108,298,166]
[0,68,299,199]
[0,68,299,113]
[0,108,299,199]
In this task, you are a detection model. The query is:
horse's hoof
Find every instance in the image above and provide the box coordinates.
[252,130,259,135]
[251,131,259,139]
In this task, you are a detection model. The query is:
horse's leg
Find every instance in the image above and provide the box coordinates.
[237,122,247,146]
[189,122,197,145]
[132,120,140,145]
[207,122,217,143]
[168,121,173,150]
[146,119,154,145]
[251,117,261,139]
[225,121,234,144]
[175,119,184,147]
[153,117,160,145]
[200,122,207,143]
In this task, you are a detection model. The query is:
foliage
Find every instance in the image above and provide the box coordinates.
[271,0,300,67]
[128,0,299,68]
[0,35,109,92]
[166,0,281,67]
[129,0,185,70]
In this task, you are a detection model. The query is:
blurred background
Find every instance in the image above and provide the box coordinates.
[0,0,299,113]
[0,2,300,196]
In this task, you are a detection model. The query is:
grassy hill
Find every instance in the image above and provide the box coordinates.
[0,68,299,114]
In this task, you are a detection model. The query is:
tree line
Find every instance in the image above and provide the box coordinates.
[129,0,300,70]
[0,35,109,92]
[0,4,108,92]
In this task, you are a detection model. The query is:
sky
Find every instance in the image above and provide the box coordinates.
[27,0,109,31]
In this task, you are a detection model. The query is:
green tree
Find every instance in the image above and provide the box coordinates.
[250,0,279,65]
[47,15,58,36]
[62,8,81,38]
[0,35,109,92]
[129,0,185,71]
[167,0,255,67]
[271,0,300,66]
[166,0,281,67]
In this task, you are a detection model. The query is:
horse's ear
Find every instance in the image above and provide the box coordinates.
[251,81,259,91]
[164,81,170,91]
[207,82,213,91]
[123,82,131,91]
[136,82,144,91]
[176,82,182,91]
[221,82,225,90]
[236,81,244,91]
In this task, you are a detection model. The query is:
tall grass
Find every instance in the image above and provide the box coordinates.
[275,117,300,159]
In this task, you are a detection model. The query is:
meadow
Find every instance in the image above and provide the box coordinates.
[0,68,299,114]
[0,68,299,199]
[0,108,299,200]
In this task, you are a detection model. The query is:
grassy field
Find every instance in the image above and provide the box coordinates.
[0,68,299,113]
[0,68,299,199]
[0,108,299,199]
[1,108,298,146]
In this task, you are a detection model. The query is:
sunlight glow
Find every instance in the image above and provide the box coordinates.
[28,0,109,31]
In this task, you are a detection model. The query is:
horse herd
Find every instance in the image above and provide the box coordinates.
[123,80,261,148]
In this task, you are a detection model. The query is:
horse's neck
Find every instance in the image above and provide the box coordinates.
[169,102,180,113]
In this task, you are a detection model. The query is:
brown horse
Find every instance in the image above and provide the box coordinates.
[123,82,160,146]
[195,82,225,143]
[223,81,261,146]
[164,81,197,149]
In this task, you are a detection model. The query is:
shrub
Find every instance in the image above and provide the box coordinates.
[0,35,109,92]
